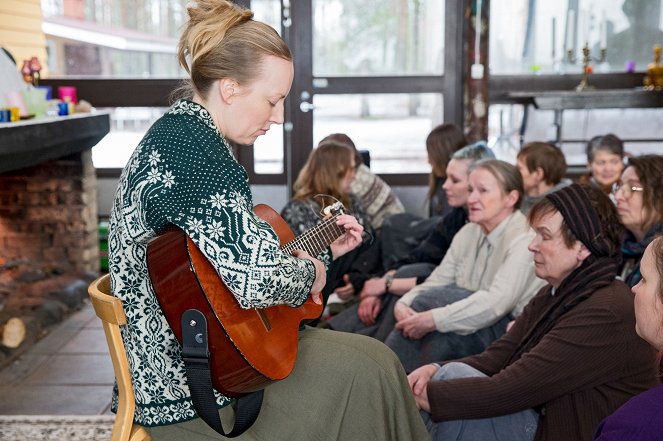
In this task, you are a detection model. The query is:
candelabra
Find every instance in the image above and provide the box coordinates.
[566,43,607,92]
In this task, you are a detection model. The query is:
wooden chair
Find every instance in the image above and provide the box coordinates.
[88,274,152,441]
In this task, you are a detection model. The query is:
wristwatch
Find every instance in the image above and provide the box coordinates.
[385,273,393,294]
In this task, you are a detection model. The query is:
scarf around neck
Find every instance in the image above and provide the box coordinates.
[621,224,663,287]
[505,184,619,366]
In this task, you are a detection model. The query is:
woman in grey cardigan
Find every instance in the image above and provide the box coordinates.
[386,159,546,372]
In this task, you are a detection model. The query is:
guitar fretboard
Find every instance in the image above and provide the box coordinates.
[282,214,345,257]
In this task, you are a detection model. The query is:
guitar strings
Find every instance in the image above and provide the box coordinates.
[283,214,343,255]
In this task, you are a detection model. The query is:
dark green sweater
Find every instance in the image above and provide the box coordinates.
[108,100,326,426]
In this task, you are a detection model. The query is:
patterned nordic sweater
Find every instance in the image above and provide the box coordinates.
[108,100,328,427]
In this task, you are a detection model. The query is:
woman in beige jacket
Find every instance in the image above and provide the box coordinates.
[385,159,546,372]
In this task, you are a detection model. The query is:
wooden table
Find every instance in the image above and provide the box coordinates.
[507,89,663,145]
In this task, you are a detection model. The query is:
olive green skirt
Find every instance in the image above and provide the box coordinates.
[147,326,430,441]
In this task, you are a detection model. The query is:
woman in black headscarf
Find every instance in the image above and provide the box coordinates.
[407,183,658,441]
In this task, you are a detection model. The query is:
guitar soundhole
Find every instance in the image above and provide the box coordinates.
[256,309,271,331]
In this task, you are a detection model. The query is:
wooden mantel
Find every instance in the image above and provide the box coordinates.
[0,112,110,174]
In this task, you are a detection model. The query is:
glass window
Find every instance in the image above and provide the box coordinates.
[486,104,525,164]
[254,123,285,174]
[252,0,285,174]
[42,0,288,78]
[92,107,167,168]
[42,0,188,77]
[312,93,443,174]
[312,0,445,76]
[92,107,287,173]
[490,0,663,74]
[487,104,663,167]
[252,0,283,31]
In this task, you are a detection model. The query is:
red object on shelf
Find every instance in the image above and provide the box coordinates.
[21,60,32,83]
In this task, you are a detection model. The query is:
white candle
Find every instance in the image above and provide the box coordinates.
[552,17,557,58]
[600,11,607,48]
[565,9,575,52]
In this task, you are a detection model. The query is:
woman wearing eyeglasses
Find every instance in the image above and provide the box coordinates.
[614,155,663,287]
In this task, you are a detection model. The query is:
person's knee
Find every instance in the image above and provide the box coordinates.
[410,289,441,310]
[433,362,485,381]
[394,263,434,279]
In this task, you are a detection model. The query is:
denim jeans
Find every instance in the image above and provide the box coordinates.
[422,362,539,441]
[327,262,437,342]
[384,285,510,373]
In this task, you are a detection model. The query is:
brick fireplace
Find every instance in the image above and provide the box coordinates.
[0,112,109,364]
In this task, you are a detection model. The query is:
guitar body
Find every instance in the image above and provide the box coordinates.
[147,204,323,398]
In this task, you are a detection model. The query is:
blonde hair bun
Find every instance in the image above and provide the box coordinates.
[174,0,291,100]
[179,0,253,74]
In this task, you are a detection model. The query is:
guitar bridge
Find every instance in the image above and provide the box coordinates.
[256,309,271,331]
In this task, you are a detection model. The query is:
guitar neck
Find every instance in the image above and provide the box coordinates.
[282,214,345,257]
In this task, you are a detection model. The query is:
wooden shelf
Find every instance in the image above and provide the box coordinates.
[0,112,110,174]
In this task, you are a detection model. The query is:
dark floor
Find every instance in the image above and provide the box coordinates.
[0,302,115,415]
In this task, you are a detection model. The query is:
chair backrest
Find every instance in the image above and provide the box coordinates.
[88,274,151,441]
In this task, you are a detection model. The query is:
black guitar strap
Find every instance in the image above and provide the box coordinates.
[181,309,264,438]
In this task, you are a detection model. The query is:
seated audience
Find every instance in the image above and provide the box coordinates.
[408,183,657,441]
[380,124,469,268]
[579,134,625,194]
[594,235,663,441]
[281,142,379,305]
[318,133,404,231]
[615,154,663,287]
[327,142,493,339]
[386,159,546,372]
[516,142,569,213]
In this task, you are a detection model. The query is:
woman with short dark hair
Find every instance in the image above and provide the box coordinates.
[581,134,625,194]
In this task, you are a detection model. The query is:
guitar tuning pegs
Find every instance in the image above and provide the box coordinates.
[328,202,345,215]
[321,201,345,217]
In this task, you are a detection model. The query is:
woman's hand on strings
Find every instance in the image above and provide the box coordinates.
[329,214,364,260]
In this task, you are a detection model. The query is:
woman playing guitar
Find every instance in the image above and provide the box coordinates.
[107,1,428,440]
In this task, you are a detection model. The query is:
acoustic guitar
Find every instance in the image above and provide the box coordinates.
[147,203,345,398]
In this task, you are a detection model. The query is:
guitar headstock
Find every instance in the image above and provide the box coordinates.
[322,201,345,218]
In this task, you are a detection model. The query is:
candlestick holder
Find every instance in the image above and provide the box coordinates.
[566,43,607,92]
